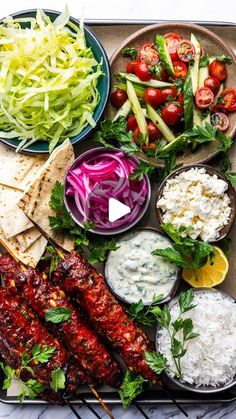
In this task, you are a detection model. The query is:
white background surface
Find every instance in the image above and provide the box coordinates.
[0,0,235,22]
[0,1,236,418]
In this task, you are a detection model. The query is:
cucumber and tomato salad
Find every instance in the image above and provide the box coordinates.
[110,31,236,153]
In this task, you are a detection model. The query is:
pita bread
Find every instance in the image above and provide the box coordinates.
[15,227,41,252]
[0,228,47,267]
[18,139,75,252]
[0,142,46,189]
[0,143,46,238]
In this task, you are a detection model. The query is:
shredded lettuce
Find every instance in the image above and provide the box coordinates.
[0,8,103,152]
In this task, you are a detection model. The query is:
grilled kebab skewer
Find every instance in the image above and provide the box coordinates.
[0,254,121,388]
[0,287,77,396]
[53,252,157,383]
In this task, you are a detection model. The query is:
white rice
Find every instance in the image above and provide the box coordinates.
[157,292,236,387]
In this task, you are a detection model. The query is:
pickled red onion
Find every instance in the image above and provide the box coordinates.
[66,150,148,230]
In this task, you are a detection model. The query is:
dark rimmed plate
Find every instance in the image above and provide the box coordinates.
[155,163,236,242]
[107,22,236,167]
[0,9,111,154]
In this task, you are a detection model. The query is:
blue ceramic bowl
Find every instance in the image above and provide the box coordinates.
[0,9,110,154]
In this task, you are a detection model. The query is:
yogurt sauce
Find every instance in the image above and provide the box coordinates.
[105,229,179,304]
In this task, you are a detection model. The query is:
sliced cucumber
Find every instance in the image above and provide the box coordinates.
[198,66,209,88]
[190,33,201,95]
[115,82,145,98]
[211,83,224,108]
[146,103,175,143]
[155,35,175,76]
[201,113,211,127]
[117,72,173,88]
[183,69,194,131]
[113,100,131,122]
[126,80,148,144]
[193,106,202,127]
[156,133,188,154]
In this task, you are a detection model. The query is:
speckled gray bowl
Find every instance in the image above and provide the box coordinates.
[156,288,236,394]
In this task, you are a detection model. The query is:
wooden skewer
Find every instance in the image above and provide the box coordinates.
[89,385,114,419]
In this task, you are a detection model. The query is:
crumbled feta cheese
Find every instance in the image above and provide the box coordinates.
[157,168,231,242]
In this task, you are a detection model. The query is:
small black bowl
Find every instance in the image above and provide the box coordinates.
[156,164,236,243]
[155,288,236,394]
[104,226,181,306]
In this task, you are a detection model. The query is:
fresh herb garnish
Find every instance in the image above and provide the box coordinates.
[129,160,155,180]
[129,294,164,326]
[185,122,217,144]
[152,224,215,280]
[22,344,56,367]
[122,47,139,59]
[119,370,148,409]
[146,289,199,381]
[45,307,72,324]
[50,368,66,392]
[87,239,120,265]
[49,182,95,249]
[217,130,233,152]
[149,64,162,79]
[0,344,55,402]
[199,53,209,67]
[145,352,168,375]
[95,117,137,150]
[219,154,236,186]
[40,245,60,278]
[215,55,233,64]
[48,182,118,264]
[129,153,181,183]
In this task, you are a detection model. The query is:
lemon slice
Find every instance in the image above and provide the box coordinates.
[182,246,229,288]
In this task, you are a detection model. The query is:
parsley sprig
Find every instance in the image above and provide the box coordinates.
[145,289,199,381]
[48,182,119,265]
[219,154,236,186]
[122,47,139,60]
[129,294,164,326]
[0,344,58,402]
[119,370,148,409]
[152,224,215,281]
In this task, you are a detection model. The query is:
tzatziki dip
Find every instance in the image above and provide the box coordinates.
[105,229,179,304]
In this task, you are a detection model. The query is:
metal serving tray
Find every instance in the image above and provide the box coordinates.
[1,19,236,407]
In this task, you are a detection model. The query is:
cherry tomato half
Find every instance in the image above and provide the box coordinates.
[210,112,229,131]
[126,61,138,73]
[143,87,163,108]
[138,43,159,65]
[110,88,128,109]
[147,121,162,141]
[209,60,227,82]
[164,33,181,61]
[204,76,221,95]
[161,85,178,103]
[134,61,151,81]
[173,61,188,78]
[177,39,195,62]
[133,126,141,144]
[142,142,157,152]
[161,102,182,126]
[156,68,169,82]
[220,88,236,112]
[195,87,214,109]
[127,114,138,131]
[177,94,184,106]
